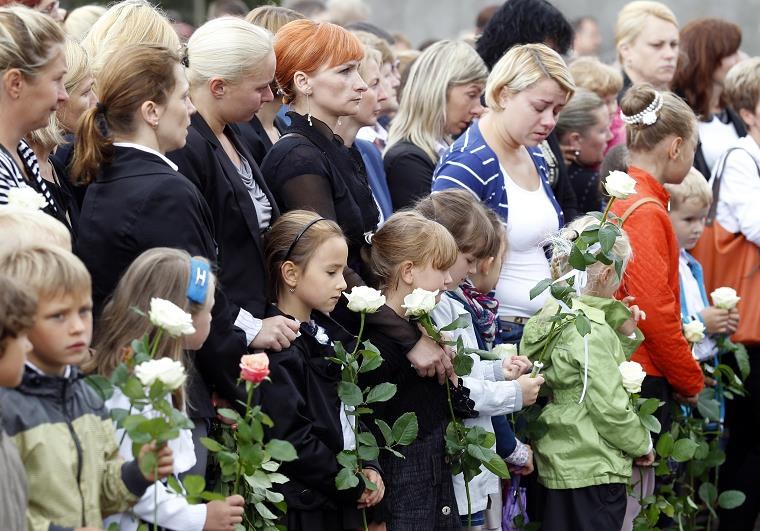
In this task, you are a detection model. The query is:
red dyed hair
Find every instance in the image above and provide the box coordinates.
[672,18,742,118]
[274,19,363,104]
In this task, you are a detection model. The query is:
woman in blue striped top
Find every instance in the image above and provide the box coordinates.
[432,43,575,344]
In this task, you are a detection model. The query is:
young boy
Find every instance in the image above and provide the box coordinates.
[0,245,173,531]
[665,168,740,361]
[0,274,36,530]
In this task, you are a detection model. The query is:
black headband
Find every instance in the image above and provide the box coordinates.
[283,218,327,262]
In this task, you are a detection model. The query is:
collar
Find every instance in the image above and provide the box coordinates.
[287,111,346,145]
[627,166,671,209]
[113,142,179,171]
[26,361,71,378]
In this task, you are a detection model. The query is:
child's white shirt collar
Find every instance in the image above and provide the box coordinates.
[25,361,71,378]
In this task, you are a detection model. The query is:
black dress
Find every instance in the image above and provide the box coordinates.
[258,306,381,530]
[383,140,436,211]
[567,162,602,214]
[260,111,379,276]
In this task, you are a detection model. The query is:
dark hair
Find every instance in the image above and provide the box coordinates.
[0,274,36,353]
[344,21,394,44]
[476,5,499,32]
[476,0,573,69]
[71,44,180,185]
[671,18,742,119]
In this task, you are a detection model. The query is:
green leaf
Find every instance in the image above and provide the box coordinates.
[375,419,394,446]
[85,374,114,400]
[655,432,674,458]
[357,432,378,447]
[440,314,472,332]
[640,414,661,434]
[638,398,661,416]
[337,382,363,407]
[697,390,721,422]
[733,344,750,380]
[265,490,285,504]
[671,438,699,462]
[359,350,383,373]
[366,382,396,404]
[599,223,617,255]
[574,313,591,337]
[529,278,553,300]
[217,408,241,423]
[568,245,587,271]
[335,467,360,490]
[267,472,288,484]
[614,257,624,280]
[201,491,227,502]
[246,471,272,489]
[200,437,224,452]
[358,444,380,460]
[362,474,378,491]
[268,439,297,462]
[699,482,718,507]
[183,474,205,496]
[718,490,746,509]
[110,407,130,425]
[452,353,474,377]
[466,444,510,478]
[138,448,156,477]
[391,412,418,446]
[254,502,278,520]
[336,450,358,469]
[384,446,404,458]
[550,282,575,302]
[122,376,146,400]
[167,475,184,495]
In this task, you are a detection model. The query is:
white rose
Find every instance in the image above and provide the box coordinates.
[711,287,740,310]
[402,288,439,317]
[603,171,637,200]
[491,343,518,360]
[343,286,386,313]
[6,187,48,210]
[618,361,647,394]
[134,357,187,391]
[683,320,706,344]
[149,298,196,337]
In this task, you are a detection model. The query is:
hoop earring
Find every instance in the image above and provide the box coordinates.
[306,93,313,127]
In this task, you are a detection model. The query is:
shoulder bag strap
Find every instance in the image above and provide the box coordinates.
[620,197,664,223]
[708,147,760,225]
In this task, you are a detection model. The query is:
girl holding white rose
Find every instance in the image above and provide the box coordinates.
[259,210,385,531]
[86,248,246,531]
[520,215,653,531]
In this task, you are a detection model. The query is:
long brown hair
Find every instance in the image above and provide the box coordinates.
[86,248,213,407]
[672,18,741,119]
[71,44,179,185]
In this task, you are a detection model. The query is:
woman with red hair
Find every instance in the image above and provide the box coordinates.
[672,18,744,177]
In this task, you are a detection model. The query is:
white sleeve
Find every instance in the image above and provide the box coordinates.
[462,374,522,415]
[716,149,760,246]
[235,308,263,345]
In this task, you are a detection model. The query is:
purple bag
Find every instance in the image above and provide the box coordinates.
[502,476,529,530]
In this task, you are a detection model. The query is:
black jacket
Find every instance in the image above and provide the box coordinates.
[75,146,222,416]
[383,140,436,211]
[168,113,279,406]
[236,114,287,166]
[258,306,379,530]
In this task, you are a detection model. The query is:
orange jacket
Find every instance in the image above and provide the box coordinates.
[612,167,704,397]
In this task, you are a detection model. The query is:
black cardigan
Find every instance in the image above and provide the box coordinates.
[167,112,280,407]
[383,140,436,211]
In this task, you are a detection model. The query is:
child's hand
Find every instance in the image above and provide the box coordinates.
[727,309,740,334]
[251,315,300,351]
[635,449,655,467]
[673,392,699,407]
[502,355,532,380]
[408,331,454,384]
[509,445,534,476]
[204,495,245,531]
[139,442,174,481]
[516,374,544,406]
[618,296,646,336]
[700,306,731,335]
[357,468,385,509]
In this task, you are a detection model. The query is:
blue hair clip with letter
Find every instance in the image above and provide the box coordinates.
[187,258,211,304]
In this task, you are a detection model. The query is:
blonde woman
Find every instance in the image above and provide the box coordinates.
[615,1,679,94]
[0,6,68,218]
[384,39,487,210]
[63,5,106,42]
[433,43,575,346]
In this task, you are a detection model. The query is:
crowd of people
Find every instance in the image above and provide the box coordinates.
[0,0,759,530]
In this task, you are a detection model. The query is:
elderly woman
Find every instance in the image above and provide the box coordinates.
[384,39,487,211]
[433,43,574,345]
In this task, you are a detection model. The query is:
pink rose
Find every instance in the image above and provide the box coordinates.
[240,353,270,384]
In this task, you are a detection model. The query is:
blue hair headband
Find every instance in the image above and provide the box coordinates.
[187,258,211,304]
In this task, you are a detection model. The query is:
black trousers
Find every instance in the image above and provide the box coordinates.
[718,347,760,531]
[540,484,627,531]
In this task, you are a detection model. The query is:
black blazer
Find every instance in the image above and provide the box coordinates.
[75,146,222,416]
[168,113,279,405]
[383,140,436,211]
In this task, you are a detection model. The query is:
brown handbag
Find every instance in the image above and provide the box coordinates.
[691,147,760,345]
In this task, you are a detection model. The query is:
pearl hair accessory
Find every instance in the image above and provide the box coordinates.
[620,90,664,126]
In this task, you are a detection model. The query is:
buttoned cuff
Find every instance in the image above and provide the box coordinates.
[235,308,263,345]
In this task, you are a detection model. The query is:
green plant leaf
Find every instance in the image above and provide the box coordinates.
[599,223,617,255]
[529,278,553,300]
[733,343,750,380]
[639,414,661,434]
[183,474,205,496]
[337,382,363,407]
[568,245,587,271]
[453,353,474,377]
[122,376,146,400]
[336,451,358,469]
[671,438,699,462]
[655,432,674,458]
[268,439,297,462]
[138,448,156,477]
[335,467,360,490]
[267,472,288,484]
[440,314,472,332]
[262,460,279,472]
[574,313,591,337]
[255,502,278,520]
[718,490,746,509]
[246,471,272,489]
[366,382,396,403]
[375,419,394,446]
[167,475,184,495]
[265,489,285,504]
[200,437,224,453]
[638,398,661,416]
[357,432,378,447]
[697,390,721,422]
[359,350,383,373]
[392,412,418,446]
[699,481,718,507]
[85,374,114,400]
[384,446,404,458]
[217,408,241,423]
[358,444,380,460]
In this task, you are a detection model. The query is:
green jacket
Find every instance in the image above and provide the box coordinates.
[520,296,651,489]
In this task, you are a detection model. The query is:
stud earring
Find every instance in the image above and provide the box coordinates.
[152,121,159,130]
[289,286,296,293]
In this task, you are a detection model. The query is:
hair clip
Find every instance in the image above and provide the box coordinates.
[187,258,211,304]
[620,91,663,126]
[95,102,107,114]
[364,231,374,245]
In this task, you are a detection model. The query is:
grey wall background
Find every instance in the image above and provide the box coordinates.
[364,0,760,60]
